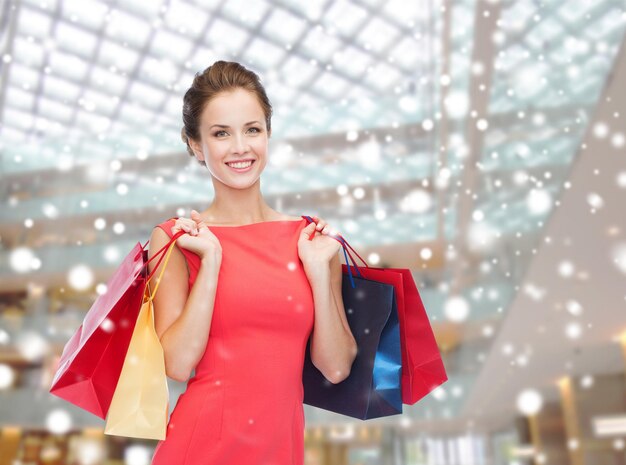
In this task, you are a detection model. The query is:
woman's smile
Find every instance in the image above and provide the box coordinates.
[225,159,256,173]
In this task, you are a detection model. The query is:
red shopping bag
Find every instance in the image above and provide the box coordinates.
[303,215,448,405]
[346,265,448,404]
[49,229,184,418]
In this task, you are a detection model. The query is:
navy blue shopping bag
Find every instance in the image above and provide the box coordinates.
[302,269,403,420]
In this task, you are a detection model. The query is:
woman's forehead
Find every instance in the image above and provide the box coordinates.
[201,92,264,126]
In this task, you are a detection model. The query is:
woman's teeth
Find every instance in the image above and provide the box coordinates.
[227,160,253,169]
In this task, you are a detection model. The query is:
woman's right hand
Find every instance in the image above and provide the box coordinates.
[171,210,222,262]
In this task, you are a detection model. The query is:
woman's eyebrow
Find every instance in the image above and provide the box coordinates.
[209,120,260,129]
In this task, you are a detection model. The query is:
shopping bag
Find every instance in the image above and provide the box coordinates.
[341,234,447,404]
[302,274,403,419]
[367,266,448,404]
[301,216,403,420]
[104,238,176,440]
[49,228,184,419]
[301,215,448,407]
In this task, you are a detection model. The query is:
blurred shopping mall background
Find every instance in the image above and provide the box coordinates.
[1,0,626,464]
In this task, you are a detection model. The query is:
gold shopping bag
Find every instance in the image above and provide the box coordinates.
[104,236,176,440]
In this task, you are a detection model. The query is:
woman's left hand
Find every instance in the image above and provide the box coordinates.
[297,216,342,267]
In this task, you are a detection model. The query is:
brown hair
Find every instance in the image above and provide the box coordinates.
[180,61,273,165]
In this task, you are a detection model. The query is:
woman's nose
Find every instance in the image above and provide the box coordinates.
[231,134,249,153]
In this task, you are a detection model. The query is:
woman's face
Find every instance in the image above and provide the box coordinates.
[192,88,269,187]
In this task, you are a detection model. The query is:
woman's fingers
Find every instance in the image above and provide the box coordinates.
[190,209,202,222]
[175,218,198,235]
[190,210,209,234]
[310,216,338,236]
[312,216,326,231]
[172,211,218,238]
[191,210,206,225]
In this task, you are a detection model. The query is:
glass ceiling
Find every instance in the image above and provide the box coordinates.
[1,0,626,425]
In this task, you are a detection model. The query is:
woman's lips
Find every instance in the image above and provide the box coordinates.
[225,160,255,173]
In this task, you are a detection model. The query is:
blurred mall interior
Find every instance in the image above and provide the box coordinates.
[1,0,626,464]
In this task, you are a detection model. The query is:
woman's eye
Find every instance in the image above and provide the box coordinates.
[214,128,260,137]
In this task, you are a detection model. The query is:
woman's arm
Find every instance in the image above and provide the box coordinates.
[304,251,357,384]
[148,227,220,382]
[158,258,220,381]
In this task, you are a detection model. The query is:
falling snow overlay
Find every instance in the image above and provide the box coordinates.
[1,0,626,463]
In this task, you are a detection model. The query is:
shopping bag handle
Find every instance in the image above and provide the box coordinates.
[301,215,370,289]
[144,232,181,303]
[142,229,186,282]
[144,216,194,290]
[137,219,188,299]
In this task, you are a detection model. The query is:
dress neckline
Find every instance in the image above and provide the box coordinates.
[174,217,307,229]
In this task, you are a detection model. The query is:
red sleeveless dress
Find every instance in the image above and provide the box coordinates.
[150,216,315,465]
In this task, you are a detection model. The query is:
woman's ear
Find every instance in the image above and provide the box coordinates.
[189,138,204,163]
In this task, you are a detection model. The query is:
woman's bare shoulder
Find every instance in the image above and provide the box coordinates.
[280,214,303,221]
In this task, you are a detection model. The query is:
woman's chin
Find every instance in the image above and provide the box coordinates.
[215,174,261,189]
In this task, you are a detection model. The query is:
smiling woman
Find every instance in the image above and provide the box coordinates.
[180,61,273,169]
[148,61,355,465]
[183,69,271,194]
[184,83,270,193]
